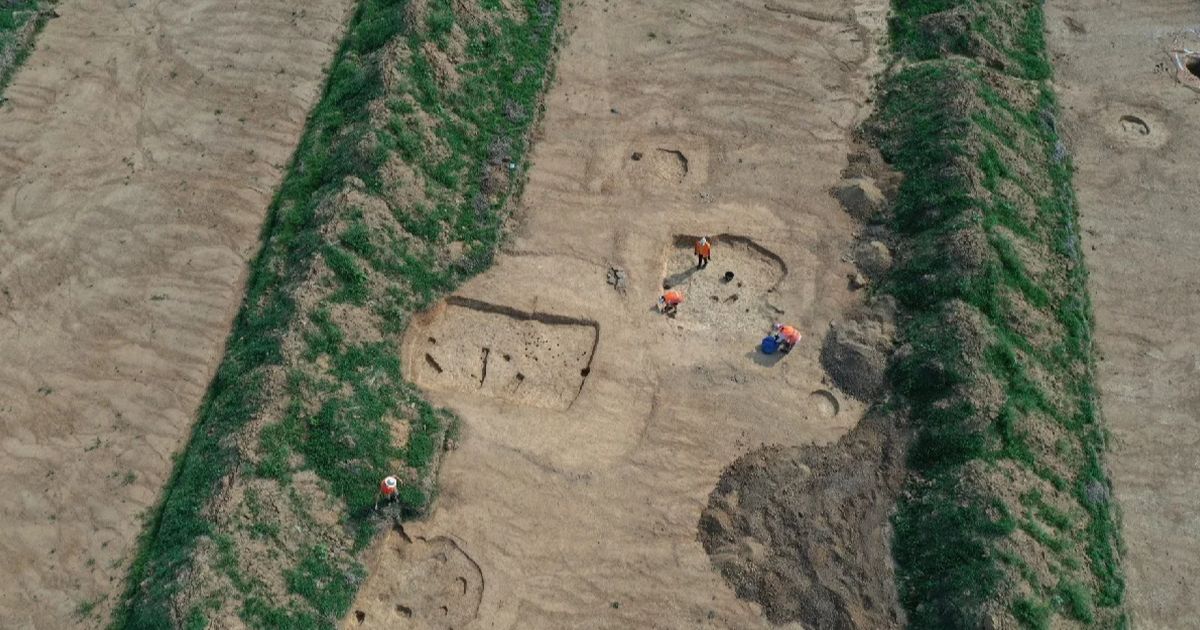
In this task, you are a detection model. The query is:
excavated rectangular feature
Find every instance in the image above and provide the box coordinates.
[408,298,599,411]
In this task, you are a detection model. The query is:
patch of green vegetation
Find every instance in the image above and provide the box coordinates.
[74,595,105,621]
[0,0,53,94]
[876,0,1125,627]
[889,0,1049,80]
[1059,577,1096,624]
[113,1,560,628]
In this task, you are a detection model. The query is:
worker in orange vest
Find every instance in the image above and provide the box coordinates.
[658,289,684,316]
[771,323,802,353]
[375,475,399,509]
[695,236,712,269]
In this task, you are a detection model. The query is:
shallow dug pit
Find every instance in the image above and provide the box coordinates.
[661,234,786,335]
[407,297,598,411]
[1119,114,1150,136]
[343,525,483,629]
[630,147,689,184]
[807,390,840,418]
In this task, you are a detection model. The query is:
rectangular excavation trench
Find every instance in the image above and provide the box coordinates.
[408,296,599,411]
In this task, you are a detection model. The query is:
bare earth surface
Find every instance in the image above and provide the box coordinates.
[0,1,352,626]
[1046,2,1200,627]
[348,0,889,627]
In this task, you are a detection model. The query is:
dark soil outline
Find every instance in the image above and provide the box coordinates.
[441,295,601,407]
[669,233,789,292]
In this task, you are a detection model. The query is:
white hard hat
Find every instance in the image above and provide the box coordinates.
[383,476,397,489]
[699,236,709,244]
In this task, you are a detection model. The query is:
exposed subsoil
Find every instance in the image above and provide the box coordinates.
[347,0,895,627]
[0,1,353,626]
[1046,2,1200,626]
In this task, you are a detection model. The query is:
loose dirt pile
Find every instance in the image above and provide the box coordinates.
[0,1,352,626]
[820,296,896,401]
[699,408,908,630]
[1046,1,1200,626]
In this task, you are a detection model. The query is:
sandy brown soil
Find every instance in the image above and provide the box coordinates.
[0,1,352,626]
[347,0,890,627]
[1045,2,1200,627]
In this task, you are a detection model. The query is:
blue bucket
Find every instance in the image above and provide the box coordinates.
[760,335,779,355]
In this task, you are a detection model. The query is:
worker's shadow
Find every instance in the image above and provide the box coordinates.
[647,305,679,318]
[662,266,700,289]
[746,347,786,367]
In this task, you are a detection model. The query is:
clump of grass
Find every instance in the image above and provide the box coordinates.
[875,0,1125,627]
[114,1,561,628]
[74,595,105,621]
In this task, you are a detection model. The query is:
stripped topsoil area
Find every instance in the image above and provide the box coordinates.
[346,0,898,628]
[1046,0,1200,626]
[114,1,560,628]
[0,1,352,627]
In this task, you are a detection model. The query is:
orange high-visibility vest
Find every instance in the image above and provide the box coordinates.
[778,325,801,344]
[663,290,684,306]
[695,240,711,257]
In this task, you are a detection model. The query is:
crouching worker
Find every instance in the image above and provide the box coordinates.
[771,323,802,353]
[375,475,399,510]
[658,289,684,317]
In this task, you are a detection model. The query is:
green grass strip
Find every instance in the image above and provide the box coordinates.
[112,1,560,628]
[879,1,1126,627]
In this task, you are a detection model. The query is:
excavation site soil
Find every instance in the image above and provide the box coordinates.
[348,0,902,627]
[0,1,352,626]
[1046,1,1200,626]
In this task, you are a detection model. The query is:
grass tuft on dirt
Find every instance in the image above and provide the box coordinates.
[0,0,53,94]
[112,1,560,628]
[872,0,1126,627]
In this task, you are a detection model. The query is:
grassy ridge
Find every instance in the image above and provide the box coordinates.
[873,1,1125,627]
[0,0,51,93]
[114,1,560,628]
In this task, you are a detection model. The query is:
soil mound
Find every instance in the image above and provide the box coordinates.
[699,411,909,629]
[832,178,887,223]
[853,240,893,279]
[819,297,896,401]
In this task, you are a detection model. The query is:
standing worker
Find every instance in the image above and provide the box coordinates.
[658,289,684,317]
[376,475,399,509]
[771,323,802,354]
[695,236,712,269]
